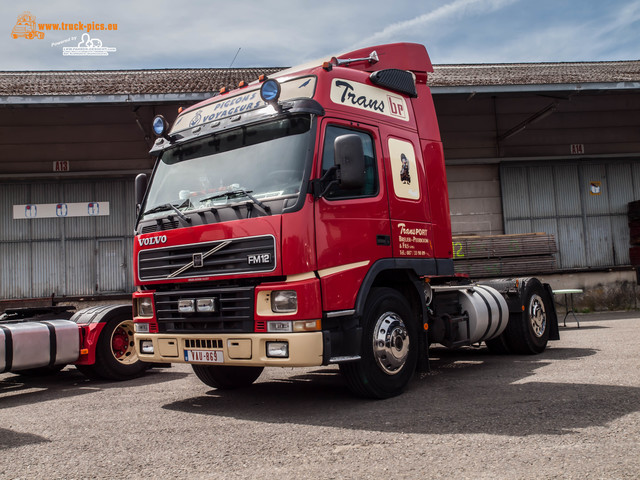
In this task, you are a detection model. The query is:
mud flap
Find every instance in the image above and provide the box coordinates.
[543,283,560,341]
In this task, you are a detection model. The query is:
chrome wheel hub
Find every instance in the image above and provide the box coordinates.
[529,294,547,338]
[372,312,409,375]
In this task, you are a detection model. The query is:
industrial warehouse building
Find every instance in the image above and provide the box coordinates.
[1,60,639,308]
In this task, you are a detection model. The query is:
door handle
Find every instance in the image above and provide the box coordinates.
[376,235,391,246]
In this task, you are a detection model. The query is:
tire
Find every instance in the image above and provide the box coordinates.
[78,315,149,381]
[192,365,264,389]
[340,287,418,399]
[503,278,551,354]
[485,334,511,354]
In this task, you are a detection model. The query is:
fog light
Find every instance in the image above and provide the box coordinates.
[197,298,216,312]
[267,321,293,333]
[137,297,154,318]
[178,299,195,313]
[134,323,150,333]
[140,340,154,354]
[271,290,297,313]
[266,341,289,358]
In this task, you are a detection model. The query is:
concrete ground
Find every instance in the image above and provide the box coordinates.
[1,312,639,479]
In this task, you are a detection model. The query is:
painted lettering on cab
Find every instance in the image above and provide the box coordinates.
[334,80,385,113]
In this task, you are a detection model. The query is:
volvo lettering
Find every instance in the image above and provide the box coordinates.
[138,235,168,247]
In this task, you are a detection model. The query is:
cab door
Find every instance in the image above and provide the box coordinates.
[314,118,391,311]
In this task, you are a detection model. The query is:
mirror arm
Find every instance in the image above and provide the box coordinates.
[310,165,340,199]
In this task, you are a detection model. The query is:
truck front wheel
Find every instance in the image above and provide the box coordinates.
[192,365,264,389]
[340,288,418,399]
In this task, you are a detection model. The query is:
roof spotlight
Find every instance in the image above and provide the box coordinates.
[152,115,170,137]
[260,79,281,105]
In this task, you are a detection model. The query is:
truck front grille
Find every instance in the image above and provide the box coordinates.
[154,285,254,333]
[138,235,276,281]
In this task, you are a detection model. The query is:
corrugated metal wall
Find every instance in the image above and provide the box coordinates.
[447,164,503,235]
[0,178,135,299]
[501,160,639,269]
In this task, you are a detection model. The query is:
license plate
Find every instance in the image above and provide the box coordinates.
[184,350,224,363]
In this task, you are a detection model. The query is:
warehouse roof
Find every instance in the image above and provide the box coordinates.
[0,60,639,98]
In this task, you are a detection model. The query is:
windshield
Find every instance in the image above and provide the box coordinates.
[141,115,312,220]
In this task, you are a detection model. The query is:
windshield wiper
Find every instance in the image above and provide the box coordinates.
[143,200,192,223]
[199,189,271,214]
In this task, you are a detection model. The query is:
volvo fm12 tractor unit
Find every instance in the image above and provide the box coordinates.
[131,43,559,398]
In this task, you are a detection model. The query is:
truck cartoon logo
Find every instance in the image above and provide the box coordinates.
[11,12,45,40]
[400,153,411,184]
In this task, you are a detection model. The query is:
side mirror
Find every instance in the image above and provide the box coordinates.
[135,173,148,214]
[334,134,365,190]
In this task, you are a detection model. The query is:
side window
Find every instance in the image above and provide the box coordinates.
[321,125,378,199]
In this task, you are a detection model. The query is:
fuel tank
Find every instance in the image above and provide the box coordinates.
[457,285,509,343]
[0,320,80,373]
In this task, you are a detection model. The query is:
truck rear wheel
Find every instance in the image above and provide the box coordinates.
[76,315,148,380]
[503,278,551,354]
[340,287,418,399]
[192,365,264,389]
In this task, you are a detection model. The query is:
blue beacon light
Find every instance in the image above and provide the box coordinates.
[260,79,281,104]
[152,115,169,136]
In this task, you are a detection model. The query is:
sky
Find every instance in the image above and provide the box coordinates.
[1,0,639,71]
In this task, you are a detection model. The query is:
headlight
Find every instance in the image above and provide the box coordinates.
[271,290,297,313]
[137,297,154,318]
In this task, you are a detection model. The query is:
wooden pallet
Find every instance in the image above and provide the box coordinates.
[452,233,557,279]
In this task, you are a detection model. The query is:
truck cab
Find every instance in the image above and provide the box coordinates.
[132,43,557,398]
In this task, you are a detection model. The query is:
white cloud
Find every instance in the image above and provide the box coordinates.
[354,0,521,48]
[0,0,638,70]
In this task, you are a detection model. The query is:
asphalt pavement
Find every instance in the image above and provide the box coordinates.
[1,312,639,479]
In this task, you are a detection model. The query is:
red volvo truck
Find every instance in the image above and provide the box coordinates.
[132,43,559,398]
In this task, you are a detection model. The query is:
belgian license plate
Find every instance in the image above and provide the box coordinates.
[184,350,224,363]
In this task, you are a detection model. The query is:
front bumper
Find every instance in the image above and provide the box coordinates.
[134,331,325,367]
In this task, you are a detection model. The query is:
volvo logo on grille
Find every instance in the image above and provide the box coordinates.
[138,235,167,246]
[248,253,271,265]
[193,253,204,268]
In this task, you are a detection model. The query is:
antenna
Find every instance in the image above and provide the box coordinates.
[229,48,241,68]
